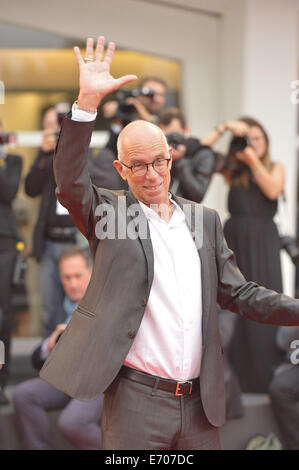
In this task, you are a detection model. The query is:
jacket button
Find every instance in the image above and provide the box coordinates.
[127,330,136,339]
[142,298,147,306]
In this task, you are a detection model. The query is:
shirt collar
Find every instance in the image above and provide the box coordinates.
[139,193,185,227]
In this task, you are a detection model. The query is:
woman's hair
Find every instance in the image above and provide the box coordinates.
[222,117,271,188]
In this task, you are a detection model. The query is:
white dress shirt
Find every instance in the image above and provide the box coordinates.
[124,198,203,381]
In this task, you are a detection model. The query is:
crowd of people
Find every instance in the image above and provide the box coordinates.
[0,36,298,450]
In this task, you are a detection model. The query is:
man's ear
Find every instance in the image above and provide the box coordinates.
[113,160,127,181]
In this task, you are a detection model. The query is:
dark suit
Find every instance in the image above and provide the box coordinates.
[25,145,110,337]
[40,117,299,434]
[0,153,22,389]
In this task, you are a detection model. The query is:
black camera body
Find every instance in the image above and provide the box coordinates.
[165,133,203,158]
[115,88,155,125]
[230,135,251,153]
[165,132,187,149]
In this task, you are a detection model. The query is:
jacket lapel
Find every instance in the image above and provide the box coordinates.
[198,244,211,348]
[126,190,154,295]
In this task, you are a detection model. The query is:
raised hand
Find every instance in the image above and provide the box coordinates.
[74,36,137,111]
[225,120,249,136]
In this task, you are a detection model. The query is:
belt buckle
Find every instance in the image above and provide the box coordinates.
[175,381,192,397]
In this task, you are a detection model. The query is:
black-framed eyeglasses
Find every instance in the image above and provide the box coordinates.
[120,158,171,177]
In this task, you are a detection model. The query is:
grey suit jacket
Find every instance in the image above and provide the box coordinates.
[40,117,299,427]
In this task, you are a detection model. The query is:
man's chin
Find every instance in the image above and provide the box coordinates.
[69,295,81,304]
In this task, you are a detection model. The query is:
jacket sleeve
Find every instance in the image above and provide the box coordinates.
[25,149,53,197]
[215,211,299,325]
[174,147,216,203]
[53,116,100,241]
[31,345,46,371]
[0,155,22,204]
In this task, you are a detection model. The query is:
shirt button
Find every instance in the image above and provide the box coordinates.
[127,330,136,339]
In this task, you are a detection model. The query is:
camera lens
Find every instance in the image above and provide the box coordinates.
[230,136,250,153]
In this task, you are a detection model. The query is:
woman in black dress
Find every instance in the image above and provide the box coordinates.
[202,117,285,392]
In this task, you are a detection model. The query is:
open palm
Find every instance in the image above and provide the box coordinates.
[74,36,137,107]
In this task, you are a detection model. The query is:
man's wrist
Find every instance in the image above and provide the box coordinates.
[77,92,101,113]
[214,122,227,136]
[74,100,98,114]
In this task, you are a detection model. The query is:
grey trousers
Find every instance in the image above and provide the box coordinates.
[12,378,103,450]
[269,366,299,450]
[101,374,221,450]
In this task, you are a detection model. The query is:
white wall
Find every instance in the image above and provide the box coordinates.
[203,0,247,220]
[242,0,299,295]
[0,0,220,136]
[205,0,299,295]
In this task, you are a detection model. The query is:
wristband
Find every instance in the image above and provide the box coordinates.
[74,100,97,114]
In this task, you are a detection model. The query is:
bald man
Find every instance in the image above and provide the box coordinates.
[41,36,299,450]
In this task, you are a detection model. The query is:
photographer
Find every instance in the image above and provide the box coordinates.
[25,104,104,338]
[25,104,76,339]
[125,76,168,124]
[12,246,103,450]
[159,107,222,202]
[205,116,285,393]
[0,118,23,405]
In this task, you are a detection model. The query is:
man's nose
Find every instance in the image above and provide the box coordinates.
[146,164,160,178]
[68,279,78,290]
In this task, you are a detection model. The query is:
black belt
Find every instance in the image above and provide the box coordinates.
[119,366,200,397]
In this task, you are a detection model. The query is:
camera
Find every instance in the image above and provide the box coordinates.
[230,135,251,153]
[280,235,299,267]
[165,132,202,158]
[115,87,155,125]
[165,132,187,149]
[0,132,17,146]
